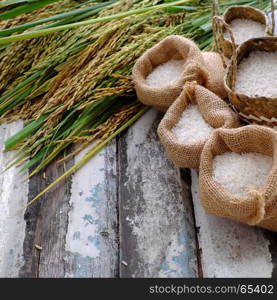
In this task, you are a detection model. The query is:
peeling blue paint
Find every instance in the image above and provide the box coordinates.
[85,183,104,204]
[66,254,94,278]
[78,183,106,253]
[160,231,196,277]
[83,214,94,225]
[66,169,117,277]
[88,235,101,249]
[161,260,170,273]
[73,232,81,240]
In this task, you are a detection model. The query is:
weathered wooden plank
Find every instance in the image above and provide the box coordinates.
[34,157,74,278]
[19,154,73,278]
[0,121,29,278]
[20,141,118,278]
[190,169,273,278]
[64,141,118,278]
[262,230,277,278]
[118,109,198,278]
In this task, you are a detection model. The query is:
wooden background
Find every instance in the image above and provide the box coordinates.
[0,109,276,278]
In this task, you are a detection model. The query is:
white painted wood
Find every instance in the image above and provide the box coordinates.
[191,169,273,278]
[65,141,118,277]
[119,109,197,278]
[0,121,29,277]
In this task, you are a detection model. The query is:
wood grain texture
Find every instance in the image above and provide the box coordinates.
[20,142,118,278]
[19,154,73,278]
[263,230,277,278]
[2,118,277,278]
[64,141,118,278]
[118,109,198,278]
[190,169,273,278]
[0,121,29,277]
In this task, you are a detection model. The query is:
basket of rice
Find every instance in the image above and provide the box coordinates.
[157,82,239,169]
[132,35,227,112]
[199,125,277,232]
[213,3,272,58]
[225,36,277,126]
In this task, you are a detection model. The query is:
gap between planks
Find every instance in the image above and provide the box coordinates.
[190,169,275,278]
[1,113,276,278]
[18,109,198,278]
[19,142,118,278]
[118,109,198,278]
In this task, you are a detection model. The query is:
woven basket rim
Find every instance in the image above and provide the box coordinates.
[225,36,277,101]
[223,5,268,24]
[221,5,269,46]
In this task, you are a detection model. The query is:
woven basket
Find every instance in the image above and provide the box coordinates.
[224,36,277,127]
[212,0,275,61]
[220,5,270,58]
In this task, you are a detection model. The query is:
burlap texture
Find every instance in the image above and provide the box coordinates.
[132,35,227,112]
[157,82,239,169]
[199,125,277,232]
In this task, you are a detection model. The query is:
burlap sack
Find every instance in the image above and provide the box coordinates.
[132,35,227,112]
[199,125,277,232]
[157,82,239,169]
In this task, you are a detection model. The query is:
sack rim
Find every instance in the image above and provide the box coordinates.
[200,125,277,209]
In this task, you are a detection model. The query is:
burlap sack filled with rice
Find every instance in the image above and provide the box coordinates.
[132,35,227,112]
[199,125,277,232]
[157,82,239,169]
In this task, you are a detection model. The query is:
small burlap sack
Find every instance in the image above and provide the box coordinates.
[157,82,239,169]
[132,35,227,112]
[199,125,277,232]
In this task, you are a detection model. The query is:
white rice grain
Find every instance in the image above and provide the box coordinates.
[236,50,277,98]
[145,59,185,87]
[172,105,214,143]
[224,18,267,44]
[213,152,272,198]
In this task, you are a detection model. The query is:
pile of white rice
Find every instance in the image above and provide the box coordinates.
[224,18,267,44]
[236,50,277,98]
[213,152,272,198]
[172,104,214,143]
[145,59,185,87]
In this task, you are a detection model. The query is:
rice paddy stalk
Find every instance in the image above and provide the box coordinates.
[0,0,272,207]
[25,105,149,208]
[0,0,65,20]
[0,0,193,44]
[0,1,116,37]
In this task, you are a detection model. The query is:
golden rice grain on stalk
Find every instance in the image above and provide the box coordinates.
[1,0,271,205]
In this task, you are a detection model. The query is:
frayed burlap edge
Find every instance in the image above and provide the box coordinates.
[133,35,227,112]
[199,125,277,232]
[157,82,239,169]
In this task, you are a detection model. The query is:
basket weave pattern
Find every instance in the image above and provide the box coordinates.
[224,37,277,126]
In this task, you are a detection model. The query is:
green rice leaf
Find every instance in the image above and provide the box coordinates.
[5,115,48,150]
[25,106,149,208]
[0,1,115,37]
[0,0,193,44]
[0,0,63,20]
